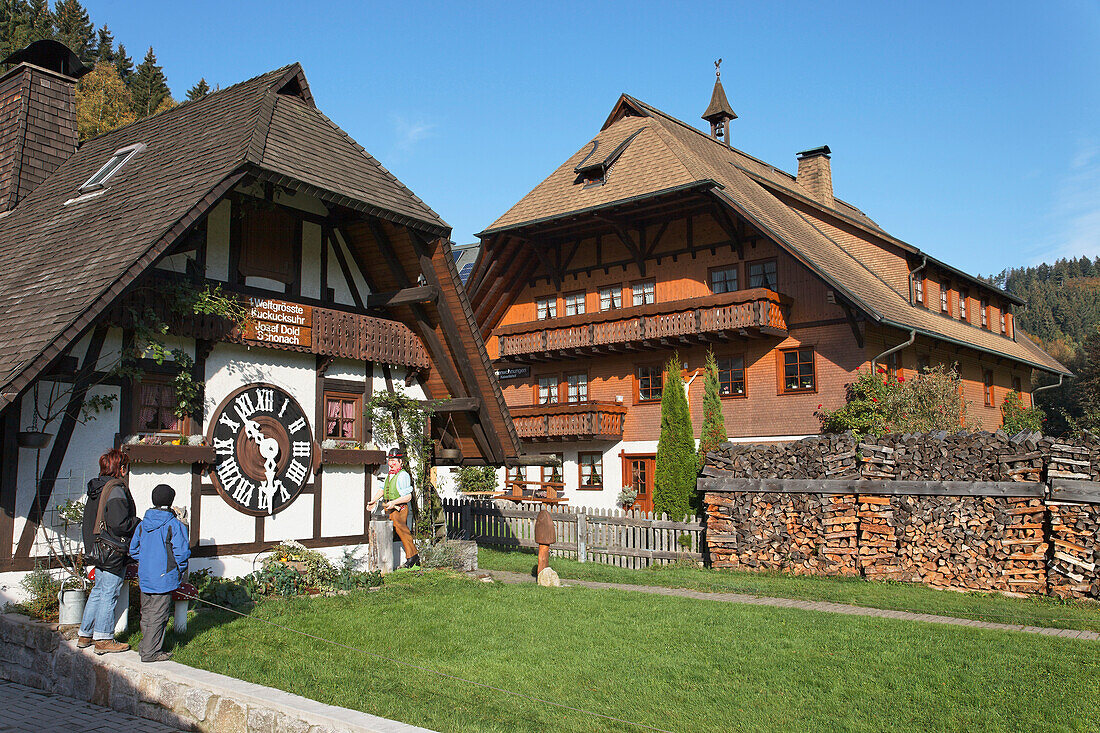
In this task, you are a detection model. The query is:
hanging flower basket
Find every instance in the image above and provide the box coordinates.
[17,431,52,449]
[436,448,462,462]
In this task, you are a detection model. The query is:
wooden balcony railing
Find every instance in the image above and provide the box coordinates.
[509,401,627,441]
[496,288,788,361]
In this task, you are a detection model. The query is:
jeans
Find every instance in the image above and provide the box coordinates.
[78,568,124,640]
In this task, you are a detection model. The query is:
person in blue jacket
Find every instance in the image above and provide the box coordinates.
[128,484,190,663]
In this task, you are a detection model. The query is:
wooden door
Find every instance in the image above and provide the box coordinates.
[622,454,655,513]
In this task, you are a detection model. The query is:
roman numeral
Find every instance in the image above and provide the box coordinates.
[218,412,241,433]
[229,477,254,508]
[287,416,307,434]
[278,399,289,418]
[213,437,234,456]
[233,392,257,422]
[217,457,242,485]
[255,388,274,412]
[277,481,291,503]
[292,441,311,458]
[285,459,308,486]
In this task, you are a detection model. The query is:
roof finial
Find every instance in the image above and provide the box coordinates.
[702,59,736,145]
[715,58,722,79]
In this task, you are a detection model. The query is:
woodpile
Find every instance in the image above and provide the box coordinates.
[859,430,1046,482]
[704,433,856,479]
[822,495,859,576]
[1048,441,1096,481]
[703,491,825,574]
[1048,504,1099,599]
[857,496,899,579]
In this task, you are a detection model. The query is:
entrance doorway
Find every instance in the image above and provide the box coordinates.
[621,454,655,513]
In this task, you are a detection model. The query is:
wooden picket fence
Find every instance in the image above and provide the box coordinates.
[441,498,705,568]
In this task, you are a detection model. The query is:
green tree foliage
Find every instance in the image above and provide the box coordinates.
[697,351,728,468]
[654,354,697,520]
[113,41,132,83]
[186,77,209,101]
[0,0,33,58]
[456,466,496,495]
[75,61,132,140]
[52,0,91,61]
[818,364,972,440]
[1000,390,1044,435]
[129,46,169,117]
[25,0,51,43]
[93,22,112,63]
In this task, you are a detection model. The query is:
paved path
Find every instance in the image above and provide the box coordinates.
[0,680,181,732]
[484,569,1100,641]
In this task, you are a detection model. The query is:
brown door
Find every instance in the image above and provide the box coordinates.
[622,454,655,513]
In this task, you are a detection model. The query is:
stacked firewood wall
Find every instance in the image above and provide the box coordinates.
[701,430,1100,599]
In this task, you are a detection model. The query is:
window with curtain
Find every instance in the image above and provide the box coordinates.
[536,296,557,320]
[564,291,586,316]
[541,454,564,485]
[537,376,559,405]
[567,373,588,403]
[578,452,603,489]
[780,348,816,393]
[710,265,739,294]
[599,285,622,311]
[632,280,655,306]
[748,259,777,289]
[324,392,361,440]
[134,378,181,433]
[717,355,746,397]
[636,364,663,402]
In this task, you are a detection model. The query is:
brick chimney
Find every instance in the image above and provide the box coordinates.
[796,146,834,208]
[0,40,88,211]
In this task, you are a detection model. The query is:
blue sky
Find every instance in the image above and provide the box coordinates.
[85,1,1100,275]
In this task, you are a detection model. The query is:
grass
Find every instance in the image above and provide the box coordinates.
[132,570,1100,733]
[478,547,1100,632]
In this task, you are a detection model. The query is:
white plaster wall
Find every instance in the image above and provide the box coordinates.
[326,359,367,382]
[127,465,190,517]
[205,200,231,282]
[326,240,355,306]
[263,494,314,543]
[154,252,191,274]
[197,494,255,546]
[234,181,329,217]
[333,230,371,298]
[244,275,288,293]
[300,222,322,299]
[319,466,366,537]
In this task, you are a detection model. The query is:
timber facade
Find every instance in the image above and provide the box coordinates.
[0,42,520,584]
[465,74,1069,512]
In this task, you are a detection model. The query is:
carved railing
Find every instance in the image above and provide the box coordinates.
[509,401,627,441]
[498,289,788,359]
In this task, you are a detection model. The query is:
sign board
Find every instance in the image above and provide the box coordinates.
[496,366,530,380]
[243,297,312,347]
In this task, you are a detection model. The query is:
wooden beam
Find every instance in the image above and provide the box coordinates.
[0,404,18,569]
[697,475,1046,498]
[327,228,365,310]
[15,326,108,559]
[364,285,439,308]
[597,215,646,276]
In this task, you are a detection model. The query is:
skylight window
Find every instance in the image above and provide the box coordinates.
[79,143,145,192]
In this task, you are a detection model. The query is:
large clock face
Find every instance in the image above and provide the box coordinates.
[207,383,315,516]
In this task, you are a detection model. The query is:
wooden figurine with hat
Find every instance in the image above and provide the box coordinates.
[368,447,420,568]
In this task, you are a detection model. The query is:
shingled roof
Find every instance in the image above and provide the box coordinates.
[478,94,1068,376]
[0,63,448,407]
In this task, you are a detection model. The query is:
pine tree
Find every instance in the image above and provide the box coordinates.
[697,351,728,468]
[53,0,93,62]
[75,61,133,140]
[654,354,697,521]
[113,42,132,84]
[25,0,50,43]
[0,0,33,58]
[186,77,209,101]
[129,46,170,118]
[93,23,113,64]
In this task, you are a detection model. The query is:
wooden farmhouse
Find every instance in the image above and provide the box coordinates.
[464,72,1070,512]
[0,41,523,586]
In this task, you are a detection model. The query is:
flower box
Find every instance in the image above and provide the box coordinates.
[321,448,386,466]
[123,443,216,464]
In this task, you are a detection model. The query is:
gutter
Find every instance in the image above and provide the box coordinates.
[910,255,928,305]
[871,330,916,374]
[1032,374,1064,395]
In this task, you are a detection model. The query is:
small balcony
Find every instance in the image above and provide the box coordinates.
[496,288,788,362]
[509,401,627,442]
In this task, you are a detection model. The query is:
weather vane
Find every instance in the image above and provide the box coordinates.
[715,58,722,79]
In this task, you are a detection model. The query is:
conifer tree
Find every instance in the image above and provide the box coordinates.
[654,353,697,521]
[53,0,93,61]
[113,42,132,84]
[0,0,33,57]
[25,0,50,43]
[75,61,133,140]
[129,45,170,118]
[186,77,209,101]
[697,351,728,468]
[93,23,113,64]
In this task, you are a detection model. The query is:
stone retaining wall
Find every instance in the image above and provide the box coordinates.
[0,612,433,733]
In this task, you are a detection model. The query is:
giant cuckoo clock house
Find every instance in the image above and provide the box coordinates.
[0,41,521,589]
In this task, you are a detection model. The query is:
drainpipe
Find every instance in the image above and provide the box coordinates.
[871,330,916,374]
[910,255,928,304]
[1031,373,1064,395]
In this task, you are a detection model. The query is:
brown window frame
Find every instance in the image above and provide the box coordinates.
[940,280,950,315]
[541,453,564,486]
[983,369,995,407]
[709,264,740,294]
[634,363,664,403]
[716,354,747,399]
[958,289,968,322]
[578,451,604,490]
[747,258,778,290]
[535,295,557,320]
[914,276,925,306]
[238,201,297,284]
[631,279,656,307]
[505,465,525,489]
[133,375,187,435]
[777,347,816,394]
[980,298,989,329]
[534,375,560,405]
[563,291,586,317]
[566,372,588,403]
[323,391,363,441]
[599,284,623,311]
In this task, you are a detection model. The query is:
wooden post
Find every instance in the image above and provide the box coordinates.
[534,508,555,575]
[461,501,472,540]
[576,511,587,563]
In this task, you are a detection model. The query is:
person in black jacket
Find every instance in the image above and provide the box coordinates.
[77,449,139,654]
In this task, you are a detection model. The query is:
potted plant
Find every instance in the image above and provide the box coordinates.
[123,434,216,464]
[320,439,386,466]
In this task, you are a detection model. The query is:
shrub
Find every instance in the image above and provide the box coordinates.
[617,485,638,509]
[10,568,62,620]
[654,354,697,520]
[456,466,497,494]
[697,351,728,468]
[190,568,256,608]
[1001,390,1044,434]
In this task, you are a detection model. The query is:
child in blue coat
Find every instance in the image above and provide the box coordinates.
[129,484,190,662]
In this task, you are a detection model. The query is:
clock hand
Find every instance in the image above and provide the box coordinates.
[244,419,265,446]
[259,437,280,514]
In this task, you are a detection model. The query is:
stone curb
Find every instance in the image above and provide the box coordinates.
[0,612,437,733]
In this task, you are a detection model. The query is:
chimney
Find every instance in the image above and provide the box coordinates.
[0,40,88,211]
[701,59,736,146]
[796,146,834,208]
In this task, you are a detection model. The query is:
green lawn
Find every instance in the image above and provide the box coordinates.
[141,571,1100,733]
[479,547,1100,632]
